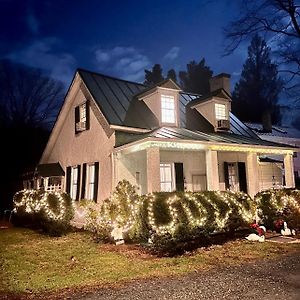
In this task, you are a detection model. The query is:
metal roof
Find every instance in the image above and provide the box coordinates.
[77,68,271,141]
[115,127,296,149]
[36,163,65,177]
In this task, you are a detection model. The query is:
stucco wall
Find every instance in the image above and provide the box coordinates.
[159,150,207,191]
[116,150,147,195]
[40,77,115,202]
[142,88,180,127]
[258,162,283,191]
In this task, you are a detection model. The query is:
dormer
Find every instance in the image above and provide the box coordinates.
[137,79,182,127]
[190,73,232,132]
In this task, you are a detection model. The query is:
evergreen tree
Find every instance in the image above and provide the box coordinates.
[167,69,177,83]
[232,35,283,125]
[144,64,164,85]
[179,59,213,95]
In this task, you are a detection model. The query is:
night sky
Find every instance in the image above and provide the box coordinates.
[0,0,248,88]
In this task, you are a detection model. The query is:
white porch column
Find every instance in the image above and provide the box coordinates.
[146,147,161,193]
[284,153,295,188]
[246,152,259,197]
[205,149,219,190]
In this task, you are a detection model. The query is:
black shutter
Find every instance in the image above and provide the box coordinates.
[76,164,81,201]
[75,106,80,133]
[175,162,184,191]
[85,101,90,130]
[93,162,99,202]
[66,166,71,194]
[81,163,87,199]
[238,162,248,193]
[224,162,230,190]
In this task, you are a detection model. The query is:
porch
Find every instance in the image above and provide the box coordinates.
[114,140,296,197]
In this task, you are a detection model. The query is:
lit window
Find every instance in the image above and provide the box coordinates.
[160,163,174,192]
[79,103,86,123]
[215,103,226,120]
[70,166,78,200]
[161,95,176,123]
[86,164,95,200]
[228,163,238,192]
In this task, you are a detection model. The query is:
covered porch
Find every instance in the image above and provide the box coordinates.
[114,135,296,197]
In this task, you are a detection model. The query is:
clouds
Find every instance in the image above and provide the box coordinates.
[164,46,180,60]
[8,37,76,85]
[94,46,151,82]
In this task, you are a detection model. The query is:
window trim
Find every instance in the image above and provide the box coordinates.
[70,166,78,200]
[86,163,95,200]
[160,163,175,192]
[215,103,227,120]
[161,94,176,124]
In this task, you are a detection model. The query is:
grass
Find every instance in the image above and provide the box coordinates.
[0,228,299,298]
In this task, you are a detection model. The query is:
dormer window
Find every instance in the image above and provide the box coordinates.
[161,95,175,123]
[75,101,90,133]
[215,103,227,120]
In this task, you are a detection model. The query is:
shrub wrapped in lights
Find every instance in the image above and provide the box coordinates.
[13,189,74,236]
[255,189,300,231]
[85,181,256,254]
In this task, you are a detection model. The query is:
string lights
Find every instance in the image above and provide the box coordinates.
[13,189,74,221]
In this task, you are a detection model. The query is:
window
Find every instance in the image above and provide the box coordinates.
[161,95,176,123]
[70,166,78,200]
[75,102,88,132]
[215,103,226,120]
[160,163,174,192]
[228,163,238,192]
[86,164,95,200]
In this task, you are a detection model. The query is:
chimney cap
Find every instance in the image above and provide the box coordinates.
[213,73,231,79]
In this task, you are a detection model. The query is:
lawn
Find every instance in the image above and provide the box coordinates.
[0,228,299,298]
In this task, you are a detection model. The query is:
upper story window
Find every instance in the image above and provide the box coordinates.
[215,103,226,120]
[161,95,176,123]
[75,101,89,133]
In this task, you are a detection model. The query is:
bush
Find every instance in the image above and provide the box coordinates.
[13,189,74,236]
[255,189,300,231]
[84,181,256,255]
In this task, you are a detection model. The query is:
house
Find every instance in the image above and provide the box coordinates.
[245,122,300,188]
[37,69,298,201]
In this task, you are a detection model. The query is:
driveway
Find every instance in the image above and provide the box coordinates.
[72,252,300,300]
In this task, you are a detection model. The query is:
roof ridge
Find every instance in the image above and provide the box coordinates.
[77,68,147,87]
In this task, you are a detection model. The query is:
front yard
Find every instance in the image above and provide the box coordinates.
[0,228,299,299]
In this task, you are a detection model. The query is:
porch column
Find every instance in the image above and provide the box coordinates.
[146,147,161,193]
[284,153,295,188]
[246,152,259,197]
[205,149,219,190]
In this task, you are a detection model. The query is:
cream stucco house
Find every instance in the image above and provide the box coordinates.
[37,69,297,201]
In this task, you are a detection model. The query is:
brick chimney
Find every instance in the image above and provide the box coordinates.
[209,73,231,95]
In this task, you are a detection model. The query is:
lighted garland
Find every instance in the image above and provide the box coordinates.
[13,189,74,221]
[146,191,255,236]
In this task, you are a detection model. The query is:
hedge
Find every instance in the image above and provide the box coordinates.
[85,181,256,254]
[13,189,74,236]
[255,189,300,231]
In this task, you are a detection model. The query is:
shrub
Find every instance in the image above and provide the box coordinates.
[13,189,74,236]
[255,189,300,231]
[83,181,256,255]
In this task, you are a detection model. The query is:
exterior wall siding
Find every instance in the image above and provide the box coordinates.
[40,78,115,202]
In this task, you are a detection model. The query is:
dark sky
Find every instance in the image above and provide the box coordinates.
[1,0,247,87]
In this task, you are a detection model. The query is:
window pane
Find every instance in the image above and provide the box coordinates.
[160,163,173,192]
[215,103,226,120]
[161,95,175,123]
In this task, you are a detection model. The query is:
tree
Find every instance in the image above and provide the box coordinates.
[224,0,300,99]
[0,59,64,212]
[0,59,64,129]
[144,64,164,85]
[167,69,177,83]
[179,59,213,95]
[232,35,283,125]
